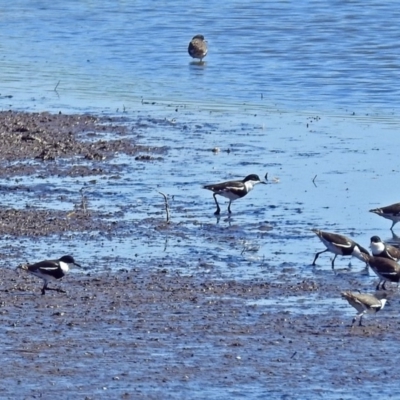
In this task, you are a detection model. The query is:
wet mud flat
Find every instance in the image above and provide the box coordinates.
[2,267,400,399]
[0,110,164,178]
[0,110,400,398]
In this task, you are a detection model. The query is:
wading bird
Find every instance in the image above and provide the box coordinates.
[203,174,266,215]
[370,202,400,231]
[19,255,82,295]
[341,291,387,328]
[311,229,369,269]
[188,34,208,62]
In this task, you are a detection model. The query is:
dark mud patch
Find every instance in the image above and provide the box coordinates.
[0,267,399,398]
[0,208,119,236]
[0,110,165,177]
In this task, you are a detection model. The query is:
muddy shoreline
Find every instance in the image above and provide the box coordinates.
[0,110,398,399]
[3,266,400,399]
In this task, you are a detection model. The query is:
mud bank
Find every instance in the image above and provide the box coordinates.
[0,110,399,399]
[0,110,168,180]
[1,267,398,399]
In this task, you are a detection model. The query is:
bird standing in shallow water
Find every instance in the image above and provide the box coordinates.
[370,202,400,231]
[360,253,400,290]
[311,229,369,269]
[188,34,208,62]
[341,291,387,328]
[19,255,82,295]
[203,174,266,215]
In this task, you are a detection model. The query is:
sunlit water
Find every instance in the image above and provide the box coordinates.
[1,1,400,114]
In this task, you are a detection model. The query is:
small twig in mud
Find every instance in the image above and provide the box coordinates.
[265,172,268,182]
[80,187,88,215]
[312,174,317,187]
[158,191,170,223]
[290,351,297,359]
[54,80,60,91]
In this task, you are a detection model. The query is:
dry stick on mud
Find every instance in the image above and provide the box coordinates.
[54,80,60,91]
[158,191,170,223]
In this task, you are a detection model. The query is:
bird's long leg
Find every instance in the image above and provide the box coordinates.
[391,221,396,231]
[213,193,221,215]
[42,281,65,295]
[312,249,328,265]
[362,262,370,275]
[382,280,388,290]
[350,311,365,329]
[331,254,338,270]
[227,200,232,214]
[358,311,366,326]
[41,282,47,295]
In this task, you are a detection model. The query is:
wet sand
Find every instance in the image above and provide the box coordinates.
[0,110,398,399]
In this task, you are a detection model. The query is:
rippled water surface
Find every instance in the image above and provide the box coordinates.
[1,1,400,113]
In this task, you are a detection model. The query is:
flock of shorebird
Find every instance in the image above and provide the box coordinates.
[202,172,400,329]
[202,172,400,328]
[186,33,399,324]
[185,34,397,326]
[311,202,400,328]
[14,34,400,330]
[203,174,400,328]
[16,168,400,330]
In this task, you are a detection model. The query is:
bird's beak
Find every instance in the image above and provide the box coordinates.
[260,181,267,185]
[74,262,82,268]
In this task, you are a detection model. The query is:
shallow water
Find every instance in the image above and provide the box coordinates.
[2,106,398,282]
[1,1,400,114]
